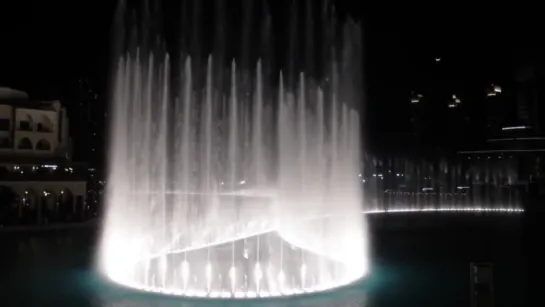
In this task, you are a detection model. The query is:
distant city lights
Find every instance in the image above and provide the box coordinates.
[410,92,423,104]
[487,84,502,97]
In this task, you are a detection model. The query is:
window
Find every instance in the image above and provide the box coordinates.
[19,121,32,131]
[17,138,32,149]
[36,139,51,151]
[0,119,9,131]
[0,137,10,148]
[37,123,51,132]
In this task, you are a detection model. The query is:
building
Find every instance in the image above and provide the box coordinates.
[458,57,545,187]
[0,87,88,226]
[406,52,481,155]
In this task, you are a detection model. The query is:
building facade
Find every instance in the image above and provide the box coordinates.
[0,87,87,226]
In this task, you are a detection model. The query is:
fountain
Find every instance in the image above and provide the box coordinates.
[99,0,369,299]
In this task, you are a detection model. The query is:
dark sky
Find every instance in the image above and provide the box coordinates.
[2,1,115,100]
[1,1,543,157]
[3,2,539,99]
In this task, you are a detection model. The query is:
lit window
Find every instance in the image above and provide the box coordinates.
[410,92,423,104]
[487,84,501,97]
[452,94,461,104]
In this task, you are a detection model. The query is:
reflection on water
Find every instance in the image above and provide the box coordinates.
[0,217,525,307]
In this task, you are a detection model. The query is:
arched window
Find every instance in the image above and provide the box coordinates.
[18,138,32,149]
[36,139,51,151]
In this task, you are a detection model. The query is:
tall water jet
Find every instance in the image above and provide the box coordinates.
[99,0,369,299]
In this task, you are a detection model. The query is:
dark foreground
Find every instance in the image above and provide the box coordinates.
[0,214,525,307]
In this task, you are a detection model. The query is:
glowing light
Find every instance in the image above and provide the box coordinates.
[502,126,531,131]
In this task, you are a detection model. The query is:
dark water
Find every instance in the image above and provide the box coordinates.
[0,215,525,307]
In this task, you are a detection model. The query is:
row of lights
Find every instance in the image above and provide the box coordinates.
[22,190,66,196]
[411,84,501,106]
[365,207,524,214]
[468,156,514,159]
[12,165,75,173]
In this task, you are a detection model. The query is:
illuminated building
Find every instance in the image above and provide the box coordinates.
[0,87,88,225]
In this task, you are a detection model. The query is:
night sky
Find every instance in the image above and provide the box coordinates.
[1,1,543,163]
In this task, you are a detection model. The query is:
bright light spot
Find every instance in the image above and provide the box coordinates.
[502,126,531,131]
